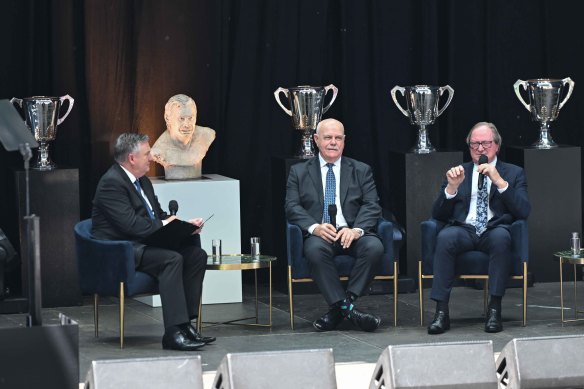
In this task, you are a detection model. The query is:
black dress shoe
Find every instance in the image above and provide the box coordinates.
[427,310,450,335]
[162,330,206,351]
[484,308,503,333]
[345,308,381,332]
[313,307,344,331]
[184,324,216,344]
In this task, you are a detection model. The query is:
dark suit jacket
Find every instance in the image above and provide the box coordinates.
[285,156,381,235]
[432,160,530,228]
[92,164,166,265]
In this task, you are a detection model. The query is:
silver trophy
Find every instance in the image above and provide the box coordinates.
[274,84,338,158]
[514,78,575,149]
[10,95,75,170]
[391,85,454,154]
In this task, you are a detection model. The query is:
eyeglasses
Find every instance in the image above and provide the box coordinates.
[468,141,494,150]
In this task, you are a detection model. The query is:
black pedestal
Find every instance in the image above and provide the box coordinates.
[388,150,463,279]
[505,146,582,282]
[0,314,79,388]
[15,168,82,307]
[271,156,308,290]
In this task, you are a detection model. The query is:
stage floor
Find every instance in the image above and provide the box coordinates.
[1,281,583,385]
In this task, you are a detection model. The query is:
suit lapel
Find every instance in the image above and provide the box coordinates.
[463,162,474,211]
[490,160,505,199]
[307,158,324,210]
[340,158,352,206]
[113,164,155,216]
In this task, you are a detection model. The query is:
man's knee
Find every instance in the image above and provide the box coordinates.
[303,236,334,264]
[488,228,511,250]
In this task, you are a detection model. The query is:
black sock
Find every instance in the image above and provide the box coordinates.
[346,291,358,303]
[338,298,354,316]
[489,295,502,311]
[436,300,449,314]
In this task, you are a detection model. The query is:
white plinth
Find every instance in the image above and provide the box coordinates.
[134,174,242,306]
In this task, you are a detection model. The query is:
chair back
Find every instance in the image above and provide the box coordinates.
[286,218,402,280]
[74,219,157,297]
[421,219,528,276]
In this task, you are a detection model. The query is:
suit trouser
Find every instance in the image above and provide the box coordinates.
[138,240,207,330]
[430,224,512,303]
[304,234,383,306]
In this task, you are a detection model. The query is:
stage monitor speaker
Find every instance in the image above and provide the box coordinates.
[84,355,203,389]
[496,335,584,388]
[369,340,497,389]
[212,348,336,389]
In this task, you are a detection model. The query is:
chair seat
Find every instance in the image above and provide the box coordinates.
[75,218,159,348]
[286,217,402,328]
[419,218,529,327]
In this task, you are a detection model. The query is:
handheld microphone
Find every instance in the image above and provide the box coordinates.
[477,155,488,190]
[328,204,337,230]
[169,200,179,216]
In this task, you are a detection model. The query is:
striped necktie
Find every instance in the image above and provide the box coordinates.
[134,179,155,220]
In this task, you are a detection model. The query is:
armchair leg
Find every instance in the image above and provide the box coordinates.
[288,266,294,330]
[119,282,125,349]
[393,261,398,327]
[523,262,527,326]
[418,261,424,326]
[93,294,99,338]
[483,278,489,316]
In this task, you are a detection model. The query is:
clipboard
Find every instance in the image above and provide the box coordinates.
[141,219,197,251]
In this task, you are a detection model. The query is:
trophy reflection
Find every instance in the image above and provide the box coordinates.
[391,85,454,154]
[514,78,575,149]
[274,84,338,158]
[10,95,75,170]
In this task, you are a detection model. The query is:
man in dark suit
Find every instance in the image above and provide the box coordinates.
[285,118,383,332]
[92,133,215,350]
[428,122,530,335]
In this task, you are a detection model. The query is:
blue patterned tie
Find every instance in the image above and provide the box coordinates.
[322,163,336,224]
[475,179,488,235]
[134,179,155,220]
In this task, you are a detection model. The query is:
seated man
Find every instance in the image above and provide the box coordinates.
[285,118,383,332]
[91,133,216,350]
[428,122,530,335]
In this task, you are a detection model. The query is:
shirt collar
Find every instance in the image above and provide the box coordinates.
[318,154,341,168]
[119,164,138,183]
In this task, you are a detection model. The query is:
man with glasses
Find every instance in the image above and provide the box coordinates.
[285,118,383,332]
[427,122,530,334]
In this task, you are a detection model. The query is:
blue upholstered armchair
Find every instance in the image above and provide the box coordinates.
[419,219,528,326]
[74,219,159,348]
[286,217,403,329]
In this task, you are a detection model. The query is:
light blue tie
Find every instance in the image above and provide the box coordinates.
[475,180,488,235]
[323,163,336,224]
[134,179,155,220]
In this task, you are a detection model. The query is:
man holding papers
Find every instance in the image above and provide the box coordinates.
[91,133,215,351]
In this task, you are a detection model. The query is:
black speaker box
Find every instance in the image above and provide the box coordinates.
[213,348,336,388]
[370,340,497,389]
[85,355,203,389]
[496,335,584,388]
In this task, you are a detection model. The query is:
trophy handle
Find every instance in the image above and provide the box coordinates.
[513,79,530,111]
[9,98,25,120]
[390,86,409,117]
[321,84,339,114]
[559,77,575,110]
[274,87,292,116]
[57,94,75,125]
[437,85,454,117]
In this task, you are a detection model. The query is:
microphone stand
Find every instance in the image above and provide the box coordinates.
[19,143,42,326]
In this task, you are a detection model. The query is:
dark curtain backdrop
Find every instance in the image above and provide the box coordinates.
[1,0,583,280]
